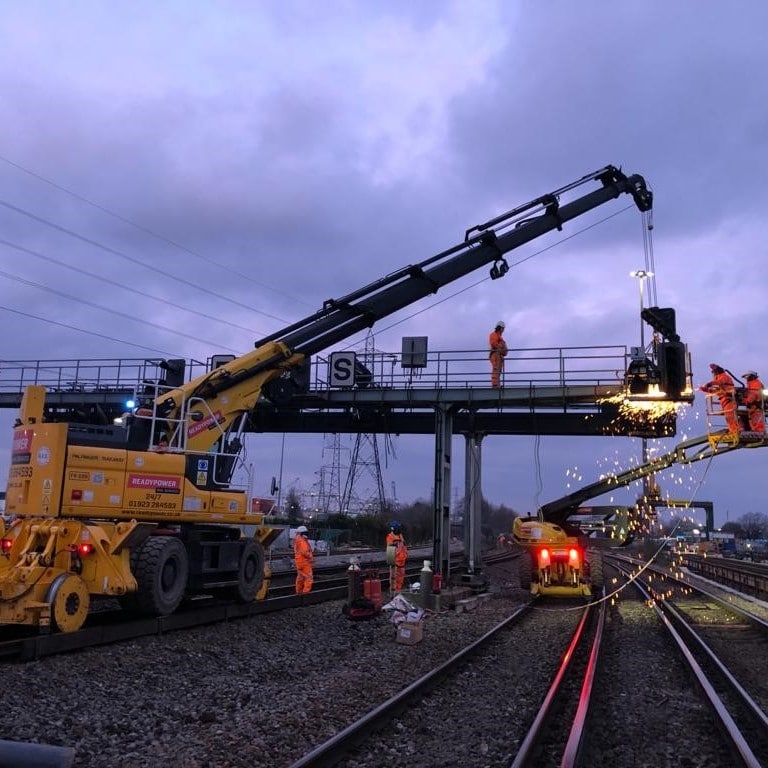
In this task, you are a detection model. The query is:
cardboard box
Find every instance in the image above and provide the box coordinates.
[396,621,424,645]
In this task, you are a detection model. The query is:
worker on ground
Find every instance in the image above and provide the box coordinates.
[489,321,508,388]
[386,521,408,593]
[699,363,739,436]
[741,371,766,434]
[293,525,314,595]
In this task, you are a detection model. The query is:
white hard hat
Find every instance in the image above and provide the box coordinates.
[296,525,308,534]
[496,320,505,330]
[743,371,758,378]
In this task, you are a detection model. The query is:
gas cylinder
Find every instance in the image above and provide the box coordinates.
[419,560,433,606]
[363,571,382,611]
[347,559,362,603]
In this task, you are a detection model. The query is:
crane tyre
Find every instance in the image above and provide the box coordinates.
[518,551,533,590]
[228,539,265,603]
[132,536,189,616]
[587,550,604,590]
[46,573,90,633]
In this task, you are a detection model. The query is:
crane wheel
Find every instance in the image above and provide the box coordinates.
[227,539,266,603]
[46,574,90,633]
[132,536,189,616]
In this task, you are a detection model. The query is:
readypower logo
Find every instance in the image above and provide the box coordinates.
[128,474,181,491]
[12,429,33,453]
[187,410,225,438]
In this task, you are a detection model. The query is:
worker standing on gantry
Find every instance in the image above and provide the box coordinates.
[489,321,508,388]
[741,371,766,434]
[699,363,739,436]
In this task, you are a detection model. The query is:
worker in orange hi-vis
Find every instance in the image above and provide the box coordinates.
[741,371,766,434]
[385,521,407,593]
[489,321,508,388]
[293,525,314,595]
[699,363,739,436]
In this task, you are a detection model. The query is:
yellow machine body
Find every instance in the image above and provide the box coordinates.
[1,387,281,632]
[512,516,592,598]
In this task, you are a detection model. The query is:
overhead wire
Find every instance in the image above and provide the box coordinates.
[0,237,260,336]
[0,266,240,353]
[0,152,312,309]
[0,304,178,357]
[0,168,640,361]
[0,198,289,327]
[342,204,637,350]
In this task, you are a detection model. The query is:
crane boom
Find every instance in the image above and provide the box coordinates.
[159,165,652,453]
[1,163,653,632]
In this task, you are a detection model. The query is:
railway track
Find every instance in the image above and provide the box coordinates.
[12,543,768,767]
[0,552,492,661]
[609,556,768,766]
[288,596,598,767]
[285,550,768,768]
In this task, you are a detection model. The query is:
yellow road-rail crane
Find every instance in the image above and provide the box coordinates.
[0,166,653,632]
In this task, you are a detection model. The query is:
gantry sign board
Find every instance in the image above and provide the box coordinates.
[329,352,357,387]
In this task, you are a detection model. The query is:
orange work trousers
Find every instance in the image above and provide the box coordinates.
[295,564,313,594]
[490,352,504,387]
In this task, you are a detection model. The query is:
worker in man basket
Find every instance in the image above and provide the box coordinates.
[386,521,408,593]
[699,363,739,436]
[489,320,508,388]
[741,371,766,434]
[293,525,314,595]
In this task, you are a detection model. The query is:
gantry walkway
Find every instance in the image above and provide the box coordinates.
[0,345,669,438]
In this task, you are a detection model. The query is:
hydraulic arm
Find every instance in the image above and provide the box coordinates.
[539,432,766,532]
[156,165,653,455]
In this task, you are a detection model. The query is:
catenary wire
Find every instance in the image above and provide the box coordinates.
[0,267,240,353]
[0,198,289,326]
[0,237,260,336]
[0,304,178,357]
[0,152,312,309]
[341,205,636,350]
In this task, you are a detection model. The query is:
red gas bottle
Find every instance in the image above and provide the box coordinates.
[363,570,382,611]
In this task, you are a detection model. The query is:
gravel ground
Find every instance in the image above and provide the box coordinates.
[581,598,736,768]
[1,554,758,768]
[0,574,533,768]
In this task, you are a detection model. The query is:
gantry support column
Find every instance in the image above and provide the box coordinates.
[432,405,454,581]
[464,432,484,574]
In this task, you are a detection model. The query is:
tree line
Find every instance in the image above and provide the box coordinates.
[278,487,519,546]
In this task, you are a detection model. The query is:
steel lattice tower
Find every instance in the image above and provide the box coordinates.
[340,331,393,516]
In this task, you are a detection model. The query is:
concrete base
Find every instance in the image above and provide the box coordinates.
[451,571,490,592]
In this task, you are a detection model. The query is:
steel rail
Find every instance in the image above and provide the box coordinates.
[288,602,533,768]
[0,550,514,661]
[509,600,600,768]
[616,563,763,768]
[606,552,768,631]
[561,591,607,768]
[0,584,347,662]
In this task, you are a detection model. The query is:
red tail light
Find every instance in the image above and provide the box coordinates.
[568,548,580,566]
[539,548,551,566]
[1,538,13,553]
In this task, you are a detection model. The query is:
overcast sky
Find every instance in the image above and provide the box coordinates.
[1,2,767,530]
